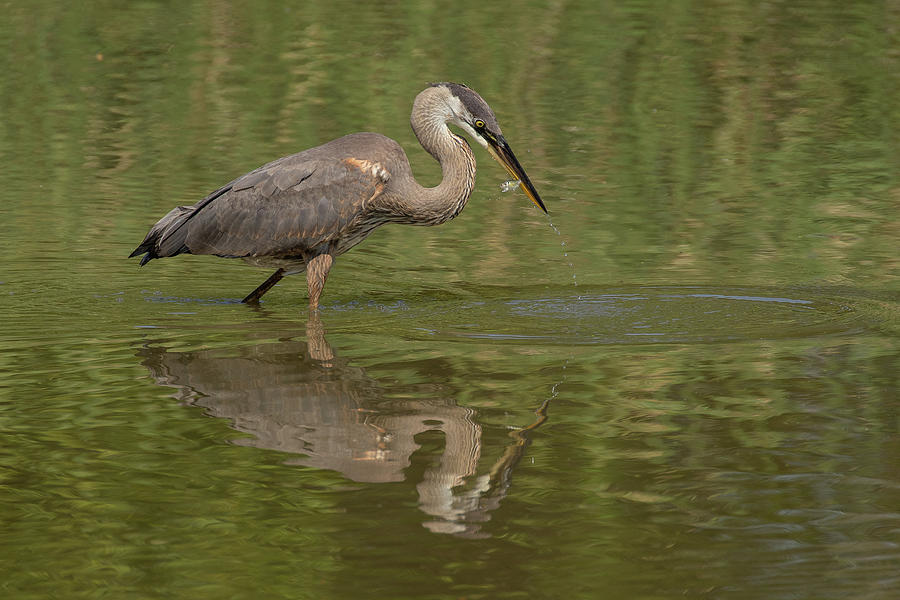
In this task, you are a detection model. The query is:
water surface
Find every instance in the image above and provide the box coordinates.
[1,1,898,599]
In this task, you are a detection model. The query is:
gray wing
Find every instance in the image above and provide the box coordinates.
[130,133,399,265]
[183,155,383,258]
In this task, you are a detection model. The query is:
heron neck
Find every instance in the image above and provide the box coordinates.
[403,105,477,225]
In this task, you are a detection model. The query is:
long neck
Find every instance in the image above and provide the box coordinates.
[391,93,477,225]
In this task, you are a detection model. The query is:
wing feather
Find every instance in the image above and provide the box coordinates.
[183,155,384,258]
[131,132,402,265]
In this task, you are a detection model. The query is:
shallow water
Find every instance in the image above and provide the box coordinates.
[2,1,899,599]
[363,286,870,344]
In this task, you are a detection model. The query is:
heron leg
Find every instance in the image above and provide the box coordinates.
[241,268,285,304]
[306,253,334,311]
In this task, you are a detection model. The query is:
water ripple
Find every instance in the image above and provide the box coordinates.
[351,286,874,345]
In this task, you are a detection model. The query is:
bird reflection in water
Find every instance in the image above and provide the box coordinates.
[137,316,550,537]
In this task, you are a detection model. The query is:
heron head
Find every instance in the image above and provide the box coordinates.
[429,82,547,214]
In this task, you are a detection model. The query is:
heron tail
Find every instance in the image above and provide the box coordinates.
[129,205,195,265]
[130,184,235,265]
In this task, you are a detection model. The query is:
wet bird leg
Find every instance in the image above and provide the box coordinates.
[241,268,285,304]
[306,252,334,311]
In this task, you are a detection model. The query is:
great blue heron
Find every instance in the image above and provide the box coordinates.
[130,82,547,309]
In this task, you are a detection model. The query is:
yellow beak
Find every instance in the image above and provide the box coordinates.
[485,135,548,214]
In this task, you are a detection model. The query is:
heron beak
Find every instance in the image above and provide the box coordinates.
[485,134,548,214]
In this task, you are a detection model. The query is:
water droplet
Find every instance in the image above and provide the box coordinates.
[500,179,520,193]
[545,221,579,288]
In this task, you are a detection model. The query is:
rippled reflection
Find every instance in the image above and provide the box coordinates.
[137,316,548,536]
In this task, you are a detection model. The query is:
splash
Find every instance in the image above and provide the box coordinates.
[500,179,520,193]
[500,179,579,291]
[547,219,579,291]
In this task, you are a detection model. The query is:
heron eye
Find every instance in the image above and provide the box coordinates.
[474,119,485,130]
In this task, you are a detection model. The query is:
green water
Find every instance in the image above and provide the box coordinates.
[2,1,898,598]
